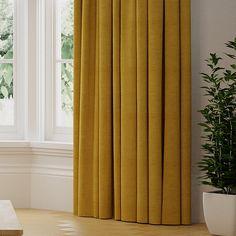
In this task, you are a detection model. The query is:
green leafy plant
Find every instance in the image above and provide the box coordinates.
[199,38,236,194]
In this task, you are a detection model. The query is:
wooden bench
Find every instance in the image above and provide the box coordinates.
[0,200,23,236]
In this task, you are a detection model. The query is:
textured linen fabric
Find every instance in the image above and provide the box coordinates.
[73,0,191,225]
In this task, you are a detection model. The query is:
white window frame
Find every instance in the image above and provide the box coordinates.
[0,0,73,143]
[0,0,28,140]
[44,0,73,142]
[54,0,73,130]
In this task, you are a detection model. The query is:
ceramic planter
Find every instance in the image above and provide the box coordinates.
[203,192,236,236]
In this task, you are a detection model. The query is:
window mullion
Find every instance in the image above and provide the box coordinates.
[55,59,73,63]
[0,60,14,63]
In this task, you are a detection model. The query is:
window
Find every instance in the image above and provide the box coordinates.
[0,0,14,126]
[45,0,74,142]
[0,0,73,142]
[55,0,73,128]
[0,0,26,140]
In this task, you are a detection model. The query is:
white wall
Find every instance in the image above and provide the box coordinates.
[191,0,236,223]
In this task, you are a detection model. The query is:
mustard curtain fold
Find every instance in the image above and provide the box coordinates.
[73,0,191,225]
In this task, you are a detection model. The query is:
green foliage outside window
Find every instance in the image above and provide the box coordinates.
[0,63,13,99]
[0,0,14,99]
[0,0,74,114]
[60,0,74,113]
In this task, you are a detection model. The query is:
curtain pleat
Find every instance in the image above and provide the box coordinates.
[162,0,181,224]
[180,0,191,224]
[97,0,113,219]
[73,0,81,216]
[112,0,121,221]
[77,0,97,216]
[74,0,191,225]
[120,0,137,222]
[147,0,164,224]
[136,0,148,224]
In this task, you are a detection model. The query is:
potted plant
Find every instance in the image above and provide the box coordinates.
[199,38,236,236]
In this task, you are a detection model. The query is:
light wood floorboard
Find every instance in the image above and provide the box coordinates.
[15,209,210,236]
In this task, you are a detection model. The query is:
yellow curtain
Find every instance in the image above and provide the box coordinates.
[73,0,191,225]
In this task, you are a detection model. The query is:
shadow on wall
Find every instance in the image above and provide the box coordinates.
[191,0,236,223]
[191,0,202,224]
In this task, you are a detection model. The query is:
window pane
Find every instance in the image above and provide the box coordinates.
[0,0,14,59]
[0,63,14,125]
[56,63,73,127]
[59,0,73,59]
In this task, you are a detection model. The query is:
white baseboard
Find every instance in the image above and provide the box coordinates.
[0,143,73,212]
[31,174,72,212]
[0,173,31,208]
[0,142,206,222]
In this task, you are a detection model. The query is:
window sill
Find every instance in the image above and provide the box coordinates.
[0,141,73,158]
[0,140,72,149]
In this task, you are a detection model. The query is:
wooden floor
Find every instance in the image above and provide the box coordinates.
[15,209,210,236]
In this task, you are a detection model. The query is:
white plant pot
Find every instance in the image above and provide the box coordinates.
[203,192,236,236]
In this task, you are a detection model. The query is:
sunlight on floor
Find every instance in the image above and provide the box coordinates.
[16,209,210,236]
